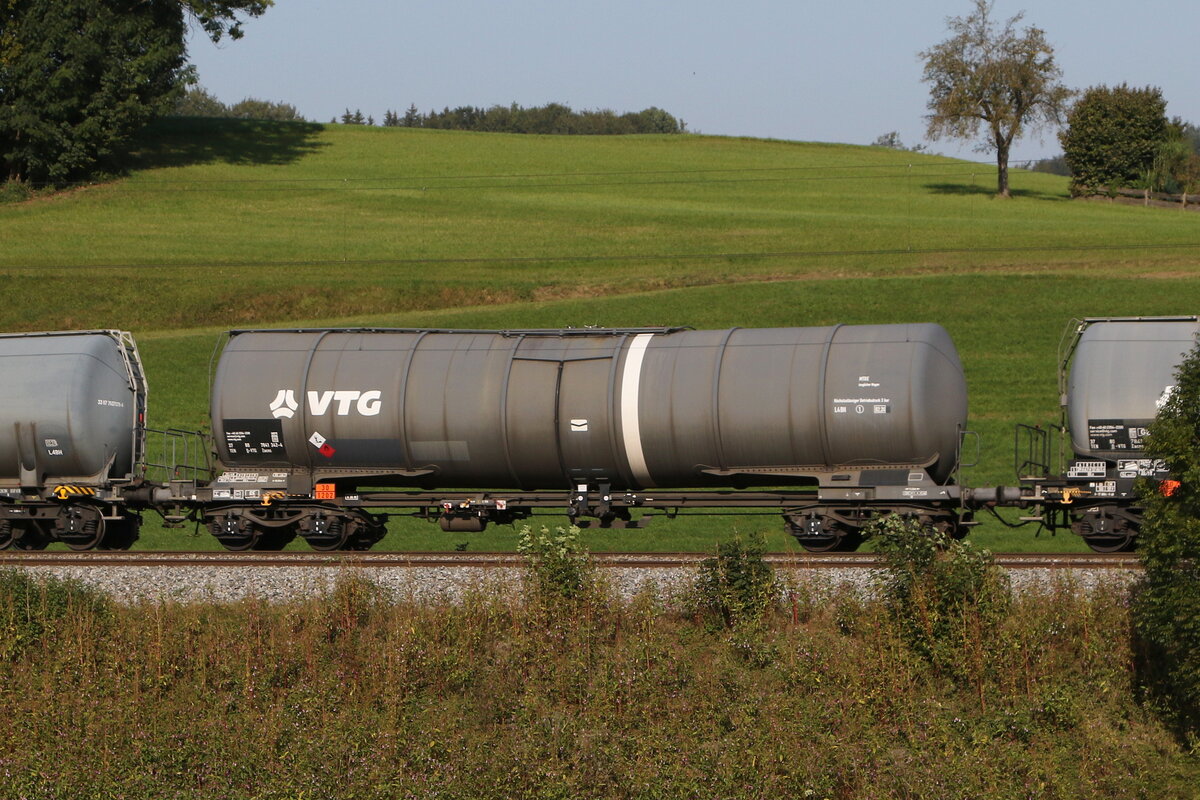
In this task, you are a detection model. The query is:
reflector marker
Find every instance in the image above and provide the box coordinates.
[620,334,655,488]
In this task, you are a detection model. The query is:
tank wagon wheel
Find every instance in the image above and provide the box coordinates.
[299,513,349,551]
[1079,527,1137,553]
[1080,529,1137,553]
[1072,510,1138,554]
[0,519,13,550]
[208,514,260,551]
[921,515,967,545]
[802,526,864,553]
[346,516,388,550]
[249,524,298,551]
[10,522,50,551]
[787,514,864,553]
[299,513,387,551]
[97,516,141,551]
[58,506,107,551]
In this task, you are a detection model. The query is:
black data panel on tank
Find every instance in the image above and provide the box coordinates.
[222,419,286,461]
[1086,419,1151,452]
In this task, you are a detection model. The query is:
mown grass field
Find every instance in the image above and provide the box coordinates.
[4,118,1199,552]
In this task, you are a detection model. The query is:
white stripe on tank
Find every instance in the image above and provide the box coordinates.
[620,334,655,488]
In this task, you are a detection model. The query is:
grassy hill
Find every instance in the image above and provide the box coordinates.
[4,117,1200,551]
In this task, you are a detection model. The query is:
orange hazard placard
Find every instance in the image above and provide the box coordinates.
[315,483,337,500]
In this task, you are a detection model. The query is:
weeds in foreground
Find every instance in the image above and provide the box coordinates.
[689,531,779,630]
[517,523,597,602]
[0,569,1190,799]
[0,569,112,662]
[871,515,1011,682]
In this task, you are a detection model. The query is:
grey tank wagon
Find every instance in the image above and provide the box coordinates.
[197,324,980,552]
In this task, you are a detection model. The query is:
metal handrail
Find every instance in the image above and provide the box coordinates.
[142,428,213,483]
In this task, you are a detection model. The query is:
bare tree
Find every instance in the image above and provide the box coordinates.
[920,0,1073,197]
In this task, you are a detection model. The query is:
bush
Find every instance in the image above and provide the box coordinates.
[1060,84,1169,195]
[517,524,596,602]
[690,532,778,628]
[871,515,1011,677]
[1133,341,1200,735]
[0,180,33,204]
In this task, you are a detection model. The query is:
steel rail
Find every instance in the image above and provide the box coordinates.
[0,551,1143,570]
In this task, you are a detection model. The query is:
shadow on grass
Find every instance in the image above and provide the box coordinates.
[923,181,1067,201]
[128,116,327,170]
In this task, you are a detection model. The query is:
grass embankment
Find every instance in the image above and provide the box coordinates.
[0,568,1194,799]
[4,118,1200,551]
[3,118,1197,332]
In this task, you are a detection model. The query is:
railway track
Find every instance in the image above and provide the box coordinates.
[0,551,1143,570]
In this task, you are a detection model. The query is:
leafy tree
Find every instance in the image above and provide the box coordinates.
[1176,153,1200,207]
[920,0,1073,197]
[1,0,186,183]
[172,85,230,117]
[227,97,303,122]
[1133,342,1200,735]
[180,0,270,43]
[1176,118,1200,155]
[1,0,270,185]
[871,130,928,153]
[1158,119,1200,206]
[630,106,683,134]
[873,131,905,149]
[171,88,302,122]
[1059,85,1168,196]
[1029,154,1071,176]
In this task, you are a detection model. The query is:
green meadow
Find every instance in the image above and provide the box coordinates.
[4,118,1198,551]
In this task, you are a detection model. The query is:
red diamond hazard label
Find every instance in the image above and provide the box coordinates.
[318,443,335,458]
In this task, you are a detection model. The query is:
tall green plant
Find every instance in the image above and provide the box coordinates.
[691,532,778,628]
[517,524,596,602]
[1133,342,1200,735]
[872,515,1010,677]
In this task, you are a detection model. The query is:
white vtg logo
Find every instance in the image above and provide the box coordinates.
[269,389,382,418]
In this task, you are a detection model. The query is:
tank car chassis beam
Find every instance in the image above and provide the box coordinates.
[186,481,986,552]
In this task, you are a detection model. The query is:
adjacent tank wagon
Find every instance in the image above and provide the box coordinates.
[0,330,150,549]
[1018,316,1200,552]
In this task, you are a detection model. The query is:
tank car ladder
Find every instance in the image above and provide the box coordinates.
[113,330,150,472]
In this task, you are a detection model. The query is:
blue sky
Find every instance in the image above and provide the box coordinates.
[185,0,1199,163]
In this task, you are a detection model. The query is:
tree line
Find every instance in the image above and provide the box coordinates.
[338,103,686,136]
[172,88,688,137]
[172,86,304,122]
